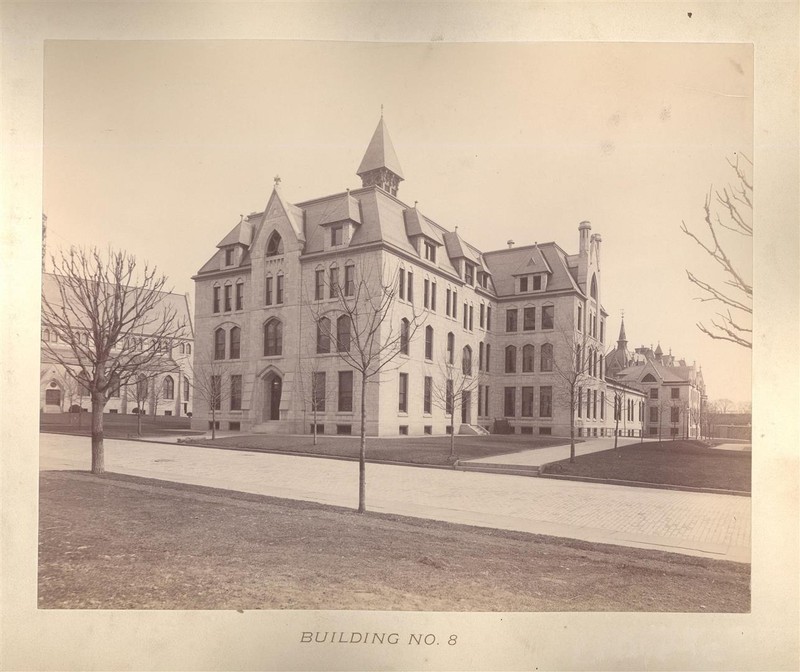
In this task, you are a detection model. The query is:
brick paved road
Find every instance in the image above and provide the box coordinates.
[40,433,751,563]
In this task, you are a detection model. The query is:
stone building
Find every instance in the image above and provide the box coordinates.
[40,272,194,416]
[606,320,706,439]
[191,117,643,437]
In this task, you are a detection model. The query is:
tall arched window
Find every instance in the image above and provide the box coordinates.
[214,328,226,360]
[462,346,473,376]
[229,326,241,359]
[400,318,410,355]
[425,325,433,360]
[447,332,455,365]
[317,317,331,354]
[599,354,604,379]
[183,377,190,401]
[505,345,517,373]
[180,342,186,354]
[43,329,50,342]
[186,343,192,354]
[336,315,351,353]
[540,343,554,372]
[590,274,598,301]
[522,344,535,372]
[478,341,484,370]
[163,375,175,400]
[266,231,283,257]
[485,343,491,372]
[264,319,282,356]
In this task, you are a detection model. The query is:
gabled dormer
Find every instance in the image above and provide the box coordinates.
[511,244,552,294]
[215,215,254,270]
[318,190,362,252]
[403,206,442,264]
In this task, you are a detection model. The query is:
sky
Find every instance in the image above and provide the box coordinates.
[43,40,753,405]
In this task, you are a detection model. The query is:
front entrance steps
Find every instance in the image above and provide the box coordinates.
[459,423,489,435]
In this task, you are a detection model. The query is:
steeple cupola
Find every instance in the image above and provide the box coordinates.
[617,317,628,349]
[356,115,404,196]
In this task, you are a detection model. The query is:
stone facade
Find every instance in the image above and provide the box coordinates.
[191,118,646,437]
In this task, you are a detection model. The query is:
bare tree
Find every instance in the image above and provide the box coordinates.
[550,319,598,463]
[41,247,187,473]
[295,355,339,446]
[430,342,484,461]
[681,153,752,348]
[309,260,425,513]
[189,356,229,440]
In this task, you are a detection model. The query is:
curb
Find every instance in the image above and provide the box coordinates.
[538,471,751,497]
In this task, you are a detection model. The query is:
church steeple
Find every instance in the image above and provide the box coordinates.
[356,115,404,196]
[617,317,628,349]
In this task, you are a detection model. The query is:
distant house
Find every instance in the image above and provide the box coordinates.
[40,272,195,416]
[607,321,706,439]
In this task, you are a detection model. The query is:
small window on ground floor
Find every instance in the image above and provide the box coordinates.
[520,426,533,435]
[399,425,408,435]
[310,424,324,435]
[446,425,453,435]
[649,427,658,435]
[208,420,220,430]
[109,408,118,414]
[424,425,432,435]
[336,424,352,435]
[164,410,172,416]
[229,421,240,431]
[539,427,552,435]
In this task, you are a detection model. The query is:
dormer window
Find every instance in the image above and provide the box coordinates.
[479,272,489,289]
[533,275,542,290]
[225,247,235,266]
[331,226,343,247]
[464,263,474,286]
[520,277,529,292]
[424,240,436,262]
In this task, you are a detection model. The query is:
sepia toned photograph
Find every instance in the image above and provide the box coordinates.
[37,40,753,614]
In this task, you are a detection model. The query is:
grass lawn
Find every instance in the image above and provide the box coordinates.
[182,433,570,466]
[542,440,751,493]
[39,471,749,612]
[40,412,204,439]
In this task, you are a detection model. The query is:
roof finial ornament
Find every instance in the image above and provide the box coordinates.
[414,200,418,207]
[273,174,281,186]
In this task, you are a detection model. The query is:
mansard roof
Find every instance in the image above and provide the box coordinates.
[482,243,580,297]
[216,216,254,248]
[403,207,443,244]
[509,244,553,276]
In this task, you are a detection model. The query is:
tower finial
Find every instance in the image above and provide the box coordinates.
[381,103,384,118]
[273,174,281,186]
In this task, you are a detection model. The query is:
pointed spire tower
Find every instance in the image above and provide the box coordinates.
[356,113,404,196]
[617,317,628,350]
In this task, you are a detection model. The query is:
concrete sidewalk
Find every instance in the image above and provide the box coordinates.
[465,436,645,468]
[40,433,751,563]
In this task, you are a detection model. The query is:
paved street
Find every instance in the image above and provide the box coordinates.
[40,433,751,563]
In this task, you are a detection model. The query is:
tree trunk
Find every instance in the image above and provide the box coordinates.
[358,374,367,514]
[449,410,456,460]
[313,405,318,446]
[136,407,142,436]
[569,398,576,463]
[90,391,105,474]
[614,416,619,450]
[211,407,216,440]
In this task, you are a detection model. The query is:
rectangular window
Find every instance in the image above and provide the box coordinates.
[577,386,582,418]
[486,307,492,331]
[600,319,605,343]
[213,286,221,313]
[424,240,436,262]
[577,305,582,331]
[399,268,405,300]
[276,275,284,304]
[265,277,273,305]
[446,379,454,415]
[398,373,408,413]
[235,282,244,310]
[338,371,353,412]
[310,424,324,435]
[399,425,409,435]
[671,387,680,399]
[539,426,551,435]
[649,406,659,423]
[586,388,591,418]
[344,265,354,297]
[469,305,474,331]
[464,264,474,285]
[424,376,432,414]
[484,385,490,417]
[480,304,485,328]
[312,372,326,412]
[425,327,433,360]
[424,425,432,435]
[230,375,242,411]
[519,276,529,292]
[506,309,518,332]
[504,387,516,417]
[477,386,483,416]
[315,269,324,300]
[452,292,457,319]
[336,424,352,435]
[505,346,516,373]
[600,391,605,419]
[225,248,234,266]
[650,388,659,399]
[424,279,430,308]
[533,275,542,291]
[593,389,597,418]
[45,389,61,405]
[520,426,533,435]
[521,386,534,417]
[541,305,554,329]
[211,375,221,411]
[329,267,339,298]
[446,288,451,316]
[431,282,437,311]
[671,406,680,423]
[407,271,413,303]
[539,386,553,418]
[523,307,536,331]
[463,305,468,329]
[331,225,343,246]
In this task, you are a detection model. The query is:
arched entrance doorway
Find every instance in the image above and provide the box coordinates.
[263,372,282,421]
